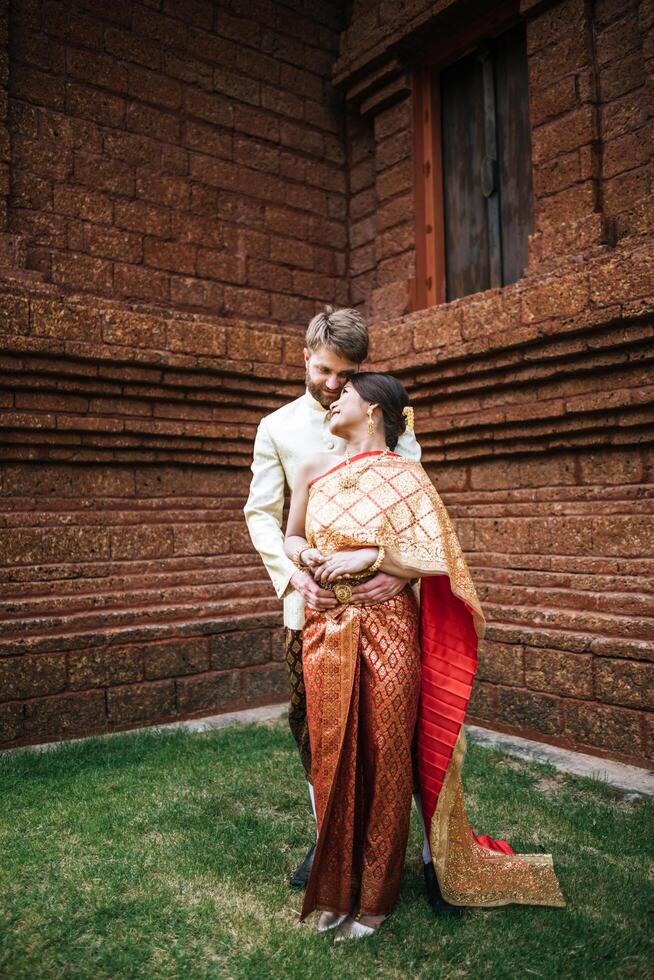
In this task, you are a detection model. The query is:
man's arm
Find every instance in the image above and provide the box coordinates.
[243,418,297,600]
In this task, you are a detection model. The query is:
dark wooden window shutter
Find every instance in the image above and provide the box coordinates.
[440,22,533,302]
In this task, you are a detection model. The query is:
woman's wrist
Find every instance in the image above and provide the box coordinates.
[366,546,385,575]
[290,543,310,569]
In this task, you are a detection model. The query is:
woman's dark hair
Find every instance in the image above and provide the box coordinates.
[348,372,410,450]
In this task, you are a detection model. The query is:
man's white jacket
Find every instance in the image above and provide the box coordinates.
[244,388,422,630]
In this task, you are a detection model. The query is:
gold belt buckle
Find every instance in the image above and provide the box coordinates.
[333,582,353,604]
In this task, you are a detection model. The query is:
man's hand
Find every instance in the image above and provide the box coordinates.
[350,571,408,605]
[290,569,338,610]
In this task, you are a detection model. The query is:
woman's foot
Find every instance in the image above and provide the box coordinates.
[316,911,348,932]
[334,914,386,941]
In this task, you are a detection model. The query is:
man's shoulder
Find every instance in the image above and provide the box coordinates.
[260,394,308,430]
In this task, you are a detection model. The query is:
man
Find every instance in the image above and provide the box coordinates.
[244,307,423,890]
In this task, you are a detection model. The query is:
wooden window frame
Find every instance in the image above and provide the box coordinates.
[411,0,522,312]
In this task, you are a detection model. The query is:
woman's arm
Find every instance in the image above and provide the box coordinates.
[283,459,331,583]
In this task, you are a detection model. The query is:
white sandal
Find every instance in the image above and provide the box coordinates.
[334,915,379,941]
[317,911,348,932]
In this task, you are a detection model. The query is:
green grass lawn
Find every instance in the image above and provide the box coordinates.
[1,719,652,980]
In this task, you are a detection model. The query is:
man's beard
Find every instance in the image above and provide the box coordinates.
[306,371,338,409]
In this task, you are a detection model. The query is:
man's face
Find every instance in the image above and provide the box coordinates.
[304,345,357,409]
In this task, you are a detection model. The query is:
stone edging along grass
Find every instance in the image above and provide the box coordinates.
[3,702,653,797]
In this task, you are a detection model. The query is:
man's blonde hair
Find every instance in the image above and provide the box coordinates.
[305,306,368,364]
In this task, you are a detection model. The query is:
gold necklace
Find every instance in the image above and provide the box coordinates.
[338,447,390,491]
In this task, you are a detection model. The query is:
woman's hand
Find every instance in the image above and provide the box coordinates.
[313,548,378,585]
[299,548,326,570]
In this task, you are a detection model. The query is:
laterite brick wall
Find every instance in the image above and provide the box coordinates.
[8,0,347,323]
[0,0,652,765]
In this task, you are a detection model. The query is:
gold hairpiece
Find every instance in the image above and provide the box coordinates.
[402,406,414,431]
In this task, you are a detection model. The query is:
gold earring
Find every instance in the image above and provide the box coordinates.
[367,405,375,435]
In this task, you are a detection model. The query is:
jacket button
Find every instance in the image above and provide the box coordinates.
[326,441,334,449]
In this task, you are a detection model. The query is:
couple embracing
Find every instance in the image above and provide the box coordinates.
[244,307,564,941]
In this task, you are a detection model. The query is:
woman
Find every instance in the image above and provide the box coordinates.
[284,373,565,941]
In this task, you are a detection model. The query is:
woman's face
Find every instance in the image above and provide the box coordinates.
[328,382,368,437]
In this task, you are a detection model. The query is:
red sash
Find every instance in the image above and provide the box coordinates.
[417,576,513,854]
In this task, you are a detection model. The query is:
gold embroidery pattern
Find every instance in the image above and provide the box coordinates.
[301,591,421,919]
[431,730,566,908]
[307,455,485,639]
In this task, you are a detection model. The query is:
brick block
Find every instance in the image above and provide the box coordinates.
[533,151,580,196]
[43,1,104,47]
[74,153,134,196]
[126,102,180,143]
[53,185,113,224]
[468,680,497,720]
[66,82,125,128]
[370,280,410,321]
[135,168,190,208]
[529,76,577,127]
[171,212,223,248]
[183,119,232,159]
[599,49,646,103]
[167,319,226,356]
[173,523,231,556]
[247,259,292,293]
[9,210,65,248]
[176,669,241,713]
[107,680,176,724]
[0,654,67,701]
[478,642,524,686]
[595,658,653,709]
[227,325,282,363]
[41,527,110,563]
[110,525,174,560]
[0,702,23,743]
[144,238,196,275]
[165,51,212,90]
[114,199,171,238]
[604,166,652,217]
[524,649,593,698]
[521,270,589,323]
[223,286,270,319]
[170,276,224,310]
[101,310,166,348]
[67,48,127,94]
[376,159,412,201]
[600,89,648,143]
[11,64,65,111]
[127,65,182,111]
[563,700,644,754]
[23,691,106,738]
[105,27,161,70]
[183,88,233,128]
[196,248,246,284]
[590,516,651,558]
[51,253,114,294]
[143,638,210,680]
[603,128,651,180]
[81,224,143,264]
[241,663,287,702]
[0,528,43,565]
[68,647,143,689]
[103,130,158,167]
[0,293,30,334]
[413,306,462,351]
[13,136,72,180]
[210,630,271,670]
[532,107,597,164]
[114,262,171,303]
[496,688,561,735]
[132,5,187,48]
[292,269,335,301]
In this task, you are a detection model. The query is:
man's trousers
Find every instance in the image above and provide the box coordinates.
[284,628,312,780]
